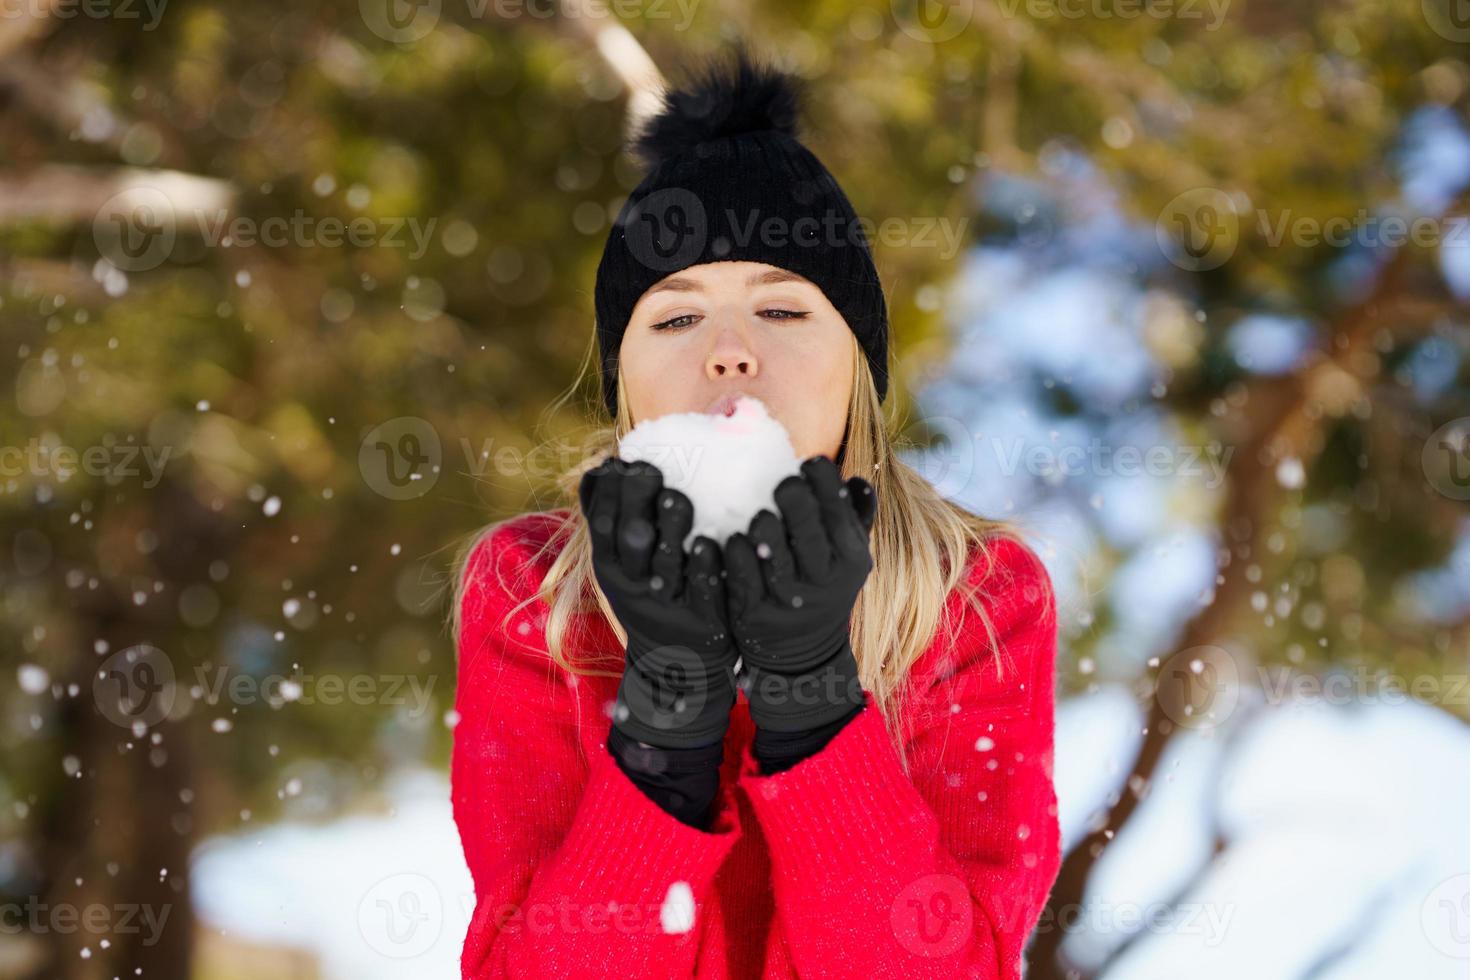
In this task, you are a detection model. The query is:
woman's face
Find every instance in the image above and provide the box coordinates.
[618,260,854,461]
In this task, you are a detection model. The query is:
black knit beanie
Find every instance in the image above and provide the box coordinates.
[593,48,890,421]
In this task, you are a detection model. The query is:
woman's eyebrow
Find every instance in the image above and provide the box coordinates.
[644,268,811,296]
[644,275,701,296]
[747,269,808,287]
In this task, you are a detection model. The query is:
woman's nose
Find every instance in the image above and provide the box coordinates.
[708,354,757,379]
[705,322,758,380]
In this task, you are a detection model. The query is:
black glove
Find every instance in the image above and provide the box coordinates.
[748,701,865,775]
[578,457,740,750]
[605,725,724,829]
[724,456,878,739]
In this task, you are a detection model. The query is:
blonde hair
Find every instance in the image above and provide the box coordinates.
[449,332,1026,773]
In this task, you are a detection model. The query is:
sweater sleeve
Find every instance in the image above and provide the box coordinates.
[450,524,744,979]
[733,537,1062,980]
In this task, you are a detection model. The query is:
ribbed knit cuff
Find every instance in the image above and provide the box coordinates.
[737,690,931,884]
[735,689,1002,972]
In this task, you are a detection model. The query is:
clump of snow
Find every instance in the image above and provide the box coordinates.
[660,880,696,934]
[617,395,802,551]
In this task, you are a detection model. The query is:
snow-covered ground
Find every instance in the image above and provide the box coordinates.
[190,687,1470,978]
[1054,687,1470,977]
[192,768,475,977]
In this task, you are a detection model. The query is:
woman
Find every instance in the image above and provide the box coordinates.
[450,48,1060,979]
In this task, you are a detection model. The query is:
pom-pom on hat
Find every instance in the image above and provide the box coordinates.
[593,46,890,421]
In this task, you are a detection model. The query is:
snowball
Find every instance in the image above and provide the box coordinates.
[617,395,803,551]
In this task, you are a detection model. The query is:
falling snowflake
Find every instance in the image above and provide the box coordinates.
[17,664,49,695]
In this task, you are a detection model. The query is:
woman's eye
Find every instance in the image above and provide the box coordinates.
[652,309,807,330]
[651,314,699,331]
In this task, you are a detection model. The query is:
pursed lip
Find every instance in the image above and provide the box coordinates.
[704,392,750,417]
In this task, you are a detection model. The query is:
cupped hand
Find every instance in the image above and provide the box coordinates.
[578,457,740,748]
[723,455,877,733]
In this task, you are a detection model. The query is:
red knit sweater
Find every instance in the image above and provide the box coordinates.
[451,507,1061,979]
